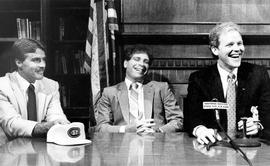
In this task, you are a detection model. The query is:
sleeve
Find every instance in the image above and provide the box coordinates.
[257,67,270,132]
[186,73,207,134]
[44,81,68,122]
[95,88,121,132]
[0,88,37,137]
[159,82,184,132]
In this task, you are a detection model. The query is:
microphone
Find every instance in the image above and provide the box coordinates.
[203,98,253,166]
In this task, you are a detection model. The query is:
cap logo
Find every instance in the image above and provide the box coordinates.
[67,127,81,138]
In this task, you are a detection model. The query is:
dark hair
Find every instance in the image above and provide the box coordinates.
[10,38,46,62]
[124,45,152,64]
[209,22,241,48]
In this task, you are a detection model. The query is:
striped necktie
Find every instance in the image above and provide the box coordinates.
[130,83,138,103]
[130,83,143,120]
[226,73,236,138]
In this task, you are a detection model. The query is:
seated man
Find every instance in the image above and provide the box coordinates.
[96,46,183,133]
[0,38,69,138]
[187,22,270,144]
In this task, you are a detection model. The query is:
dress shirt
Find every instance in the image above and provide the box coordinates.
[217,63,238,98]
[125,78,145,120]
[15,72,37,103]
[119,78,145,133]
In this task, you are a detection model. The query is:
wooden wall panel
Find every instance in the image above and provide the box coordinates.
[124,44,270,59]
[123,24,270,34]
[122,0,270,23]
[122,0,270,34]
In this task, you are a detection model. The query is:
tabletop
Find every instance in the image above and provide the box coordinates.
[0,132,270,166]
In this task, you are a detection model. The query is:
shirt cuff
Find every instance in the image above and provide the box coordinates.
[192,125,206,137]
[257,122,264,130]
[119,126,126,133]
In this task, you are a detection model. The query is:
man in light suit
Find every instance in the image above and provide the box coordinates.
[0,38,69,138]
[96,46,183,133]
[187,22,270,144]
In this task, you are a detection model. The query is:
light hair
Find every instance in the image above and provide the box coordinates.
[209,22,241,48]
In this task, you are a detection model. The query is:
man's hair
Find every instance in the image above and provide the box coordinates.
[124,45,152,63]
[10,38,46,62]
[209,22,242,48]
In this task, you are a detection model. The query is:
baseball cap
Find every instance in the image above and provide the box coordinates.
[47,122,91,145]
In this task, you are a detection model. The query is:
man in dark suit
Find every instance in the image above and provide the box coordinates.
[187,22,270,144]
[96,46,183,133]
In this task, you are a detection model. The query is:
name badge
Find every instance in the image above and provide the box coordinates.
[203,102,229,109]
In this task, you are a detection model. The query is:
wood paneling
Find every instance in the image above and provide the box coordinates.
[122,0,270,23]
[122,0,270,34]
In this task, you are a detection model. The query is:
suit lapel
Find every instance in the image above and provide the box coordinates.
[8,72,28,119]
[117,82,130,123]
[236,64,249,116]
[143,82,154,119]
[35,81,46,122]
[209,65,225,102]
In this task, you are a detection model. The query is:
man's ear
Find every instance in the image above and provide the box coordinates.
[210,46,219,57]
[15,59,22,68]
[123,60,128,68]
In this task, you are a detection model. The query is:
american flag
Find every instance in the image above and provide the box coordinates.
[84,0,110,124]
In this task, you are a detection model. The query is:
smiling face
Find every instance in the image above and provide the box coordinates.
[211,30,245,72]
[124,52,150,82]
[16,48,46,83]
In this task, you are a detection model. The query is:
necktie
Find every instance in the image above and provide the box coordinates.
[27,84,37,121]
[130,83,138,103]
[130,83,143,120]
[226,73,236,137]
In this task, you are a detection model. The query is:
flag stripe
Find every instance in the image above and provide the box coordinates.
[96,0,108,89]
[89,5,94,20]
[87,30,93,47]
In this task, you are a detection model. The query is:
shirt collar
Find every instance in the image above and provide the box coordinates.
[217,63,238,80]
[125,78,142,90]
[15,71,37,92]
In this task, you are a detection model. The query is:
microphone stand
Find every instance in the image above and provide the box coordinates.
[234,117,261,147]
[210,98,253,166]
[214,109,253,166]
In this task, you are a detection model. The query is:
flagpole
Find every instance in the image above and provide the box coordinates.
[107,0,119,85]
[110,29,117,84]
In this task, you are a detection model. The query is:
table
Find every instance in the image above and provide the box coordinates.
[0,132,270,166]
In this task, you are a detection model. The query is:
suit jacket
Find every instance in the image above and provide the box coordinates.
[186,62,270,134]
[96,81,183,132]
[0,72,68,137]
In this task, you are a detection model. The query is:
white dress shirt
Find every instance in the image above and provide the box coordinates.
[217,63,238,98]
[125,78,145,120]
[119,78,145,133]
[15,72,37,103]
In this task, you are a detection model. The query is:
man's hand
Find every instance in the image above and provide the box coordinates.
[125,119,156,133]
[238,118,260,135]
[52,119,70,125]
[32,119,70,137]
[195,126,222,144]
[136,119,155,133]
